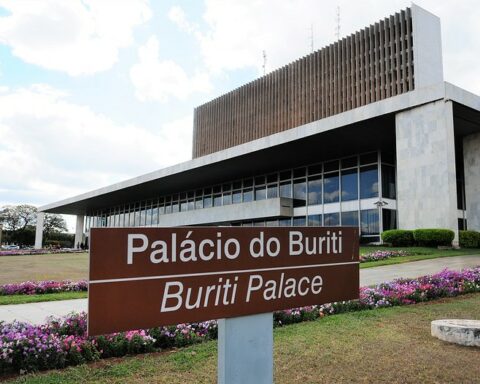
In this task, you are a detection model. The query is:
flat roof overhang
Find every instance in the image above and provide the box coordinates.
[40,82,480,215]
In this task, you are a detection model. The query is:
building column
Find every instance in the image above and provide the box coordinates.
[35,212,45,249]
[395,100,459,241]
[74,215,85,249]
[463,132,480,231]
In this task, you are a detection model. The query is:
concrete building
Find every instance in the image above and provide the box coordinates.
[36,5,480,248]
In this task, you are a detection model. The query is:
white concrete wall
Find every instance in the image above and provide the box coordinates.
[74,215,85,248]
[35,212,45,249]
[396,100,458,238]
[412,4,444,88]
[463,133,480,230]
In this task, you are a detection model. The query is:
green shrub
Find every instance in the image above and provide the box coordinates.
[381,229,414,246]
[459,230,480,248]
[413,229,455,247]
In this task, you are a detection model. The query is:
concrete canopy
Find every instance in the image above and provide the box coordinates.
[39,83,480,216]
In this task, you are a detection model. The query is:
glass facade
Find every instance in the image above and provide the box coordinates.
[85,150,397,240]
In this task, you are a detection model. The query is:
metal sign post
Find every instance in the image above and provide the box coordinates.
[218,313,273,384]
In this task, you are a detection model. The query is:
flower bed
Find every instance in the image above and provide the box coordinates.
[0,281,88,296]
[360,250,411,262]
[1,267,479,375]
[0,249,85,257]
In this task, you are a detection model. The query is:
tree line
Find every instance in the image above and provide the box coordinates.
[0,204,74,248]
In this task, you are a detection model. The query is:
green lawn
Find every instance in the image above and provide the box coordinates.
[0,252,88,284]
[0,291,87,305]
[360,246,480,269]
[6,293,480,384]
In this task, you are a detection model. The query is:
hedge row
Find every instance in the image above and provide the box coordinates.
[381,228,457,247]
[459,230,480,248]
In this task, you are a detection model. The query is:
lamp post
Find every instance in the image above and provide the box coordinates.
[374,200,388,242]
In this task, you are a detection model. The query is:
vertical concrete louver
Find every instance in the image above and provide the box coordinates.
[192,8,415,158]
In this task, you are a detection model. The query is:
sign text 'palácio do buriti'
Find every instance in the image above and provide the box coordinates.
[88,227,359,335]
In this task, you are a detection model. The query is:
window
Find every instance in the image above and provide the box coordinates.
[457,179,465,210]
[308,163,322,175]
[232,190,242,204]
[324,173,340,203]
[146,208,153,225]
[324,160,339,172]
[172,201,179,213]
[223,192,232,205]
[382,209,397,231]
[293,167,306,178]
[267,173,278,183]
[151,207,159,226]
[341,168,358,201]
[293,216,306,226]
[255,186,266,200]
[213,194,222,207]
[243,188,253,202]
[203,196,212,208]
[279,218,292,227]
[324,212,340,226]
[341,156,357,169]
[267,184,278,198]
[180,201,188,211]
[341,211,359,226]
[381,150,395,165]
[195,196,203,209]
[308,214,322,226]
[361,209,379,235]
[360,152,377,165]
[360,165,379,198]
[307,176,322,205]
[293,179,307,207]
[382,165,396,199]
[280,181,292,198]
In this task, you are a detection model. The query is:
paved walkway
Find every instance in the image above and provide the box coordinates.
[1,255,479,325]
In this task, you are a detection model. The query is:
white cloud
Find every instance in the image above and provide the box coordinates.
[130,36,211,102]
[169,0,480,95]
[0,84,192,208]
[168,5,195,34]
[0,0,151,76]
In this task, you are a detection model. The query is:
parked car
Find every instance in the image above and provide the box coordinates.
[1,245,20,250]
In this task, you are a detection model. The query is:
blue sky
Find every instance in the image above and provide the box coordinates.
[0,0,479,231]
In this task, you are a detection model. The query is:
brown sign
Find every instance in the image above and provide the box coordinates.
[88,227,359,335]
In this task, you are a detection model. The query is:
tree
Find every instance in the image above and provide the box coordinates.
[15,205,37,230]
[43,214,68,238]
[0,204,37,231]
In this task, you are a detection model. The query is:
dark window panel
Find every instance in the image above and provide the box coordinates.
[341,156,357,169]
[324,173,340,203]
[308,214,322,226]
[307,176,322,205]
[360,165,379,198]
[324,212,340,226]
[382,209,397,231]
[341,211,359,226]
[382,164,396,199]
[360,152,378,165]
[361,209,379,235]
[341,168,358,201]
[267,184,278,199]
[324,160,339,172]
